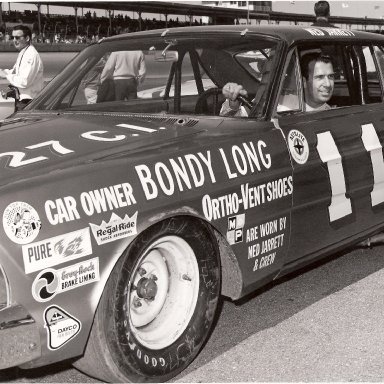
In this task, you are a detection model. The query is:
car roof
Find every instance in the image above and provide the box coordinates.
[104,24,384,46]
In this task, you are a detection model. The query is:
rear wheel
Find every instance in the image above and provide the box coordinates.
[74,216,220,382]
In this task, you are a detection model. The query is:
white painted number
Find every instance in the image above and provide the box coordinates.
[317,123,384,222]
[0,151,48,167]
[0,141,74,168]
[27,140,74,155]
[361,123,384,206]
[316,131,352,221]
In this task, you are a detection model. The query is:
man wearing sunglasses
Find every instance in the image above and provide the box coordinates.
[0,25,43,109]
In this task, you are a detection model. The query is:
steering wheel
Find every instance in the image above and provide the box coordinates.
[194,87,223,115]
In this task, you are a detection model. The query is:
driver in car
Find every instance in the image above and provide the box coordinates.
[220,53,335,116]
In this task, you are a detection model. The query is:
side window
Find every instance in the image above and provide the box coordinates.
[277,45,355,115]
[364,45,383,104]
[277,50,301,113]
[374,45,384,78]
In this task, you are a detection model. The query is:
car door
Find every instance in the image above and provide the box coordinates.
[274,43,384,266]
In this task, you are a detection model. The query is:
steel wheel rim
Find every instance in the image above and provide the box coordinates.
[128,235,200,350]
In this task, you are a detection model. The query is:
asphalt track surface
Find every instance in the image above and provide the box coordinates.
[2,52,384,382]
[1,244,384,382]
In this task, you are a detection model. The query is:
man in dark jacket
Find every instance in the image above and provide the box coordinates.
[312,1,337,27]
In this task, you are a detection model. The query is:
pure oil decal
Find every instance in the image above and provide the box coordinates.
[22,228,92,274]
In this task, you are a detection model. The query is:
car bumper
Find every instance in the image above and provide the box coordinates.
[0,304,41,369]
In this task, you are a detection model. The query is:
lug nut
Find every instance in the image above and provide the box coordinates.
[182,274,192,281]
[133,297,142,308]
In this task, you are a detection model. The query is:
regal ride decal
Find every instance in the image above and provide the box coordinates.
[90,211,138,245]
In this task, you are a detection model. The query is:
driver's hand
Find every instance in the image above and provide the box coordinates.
[222,83,248,109]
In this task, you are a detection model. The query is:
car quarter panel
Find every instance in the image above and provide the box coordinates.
[0,113,292,367]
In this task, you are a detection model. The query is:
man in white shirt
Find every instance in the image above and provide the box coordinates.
[99,50,146,101]
[0,25,44,109]
[220,53,334,116]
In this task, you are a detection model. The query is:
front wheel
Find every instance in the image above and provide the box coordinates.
[74,216,221,382]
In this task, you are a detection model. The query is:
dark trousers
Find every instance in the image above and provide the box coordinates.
[16,98,32,111]
[114,78,137,100]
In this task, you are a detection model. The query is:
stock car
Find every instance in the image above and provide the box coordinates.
[1,24,384,382]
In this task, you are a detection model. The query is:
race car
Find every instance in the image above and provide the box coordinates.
[1,24,384,382]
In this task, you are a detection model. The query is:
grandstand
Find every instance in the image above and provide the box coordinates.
[0,1,383,45]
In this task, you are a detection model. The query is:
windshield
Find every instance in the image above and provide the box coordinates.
[28,34,280,116]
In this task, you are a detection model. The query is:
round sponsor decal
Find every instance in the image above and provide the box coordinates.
[287,129,309,164]
[3,201,41,244]
[32,269,59,302]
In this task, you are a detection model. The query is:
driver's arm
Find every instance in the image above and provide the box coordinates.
[220,82,249,117]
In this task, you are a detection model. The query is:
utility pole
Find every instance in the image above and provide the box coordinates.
[36,3,41,39]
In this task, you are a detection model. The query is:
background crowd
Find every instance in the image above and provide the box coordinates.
[0,9,204,44]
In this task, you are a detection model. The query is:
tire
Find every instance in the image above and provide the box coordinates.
[74,216,220,382]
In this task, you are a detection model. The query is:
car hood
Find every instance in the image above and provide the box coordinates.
[0,112,209,188]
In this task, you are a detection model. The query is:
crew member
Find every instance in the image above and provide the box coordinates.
[0,25,44,109]
[312,1,337,27]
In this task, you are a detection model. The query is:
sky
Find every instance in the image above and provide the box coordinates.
[3,1,384,20]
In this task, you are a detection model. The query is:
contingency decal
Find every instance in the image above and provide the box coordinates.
[22,228,92,274]
[44,305,81,350]
[89,211,138,245]
[226,214,245,245]
[3,201,41,244]
[287,129,309,165]
[202,176,293,221]
[32,258,100,302]
[247,215,287,272]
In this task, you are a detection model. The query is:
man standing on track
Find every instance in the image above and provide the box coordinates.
[311,1,337,27]
[0,25,44,109]
[99,50,146,101]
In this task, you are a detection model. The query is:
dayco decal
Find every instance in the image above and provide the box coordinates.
[45,182,136,225]
[22,228,92,274]
[90,211,138,245]
[202,176,293,221]
[135,141,271,200]
[32,258,100,302]
[44,305,81,350]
